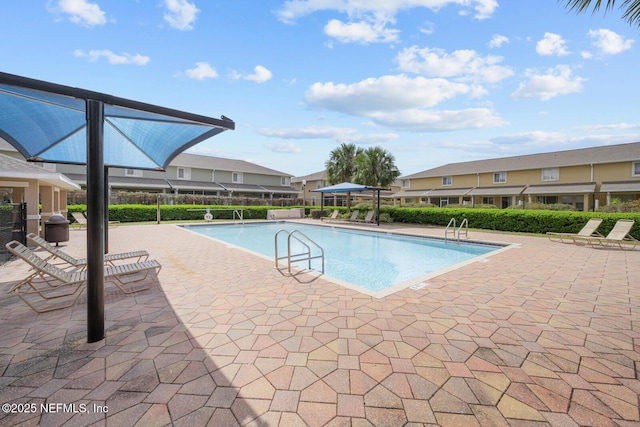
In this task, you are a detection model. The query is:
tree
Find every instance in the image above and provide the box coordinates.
[562,0,640,27]
[325,143,362,212]
[353,147,401,213]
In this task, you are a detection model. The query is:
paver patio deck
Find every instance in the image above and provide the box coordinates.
[0,220,638,426]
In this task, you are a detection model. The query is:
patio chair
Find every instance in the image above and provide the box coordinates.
[26,233,149,270]
[71,211,119,229]
[71,212,87,229]
[5,240,161,313]
[356,210,376,224]
[583,219,638,250]
[346,210,360,222]
[546,218,603,243]
[322,210,340,221]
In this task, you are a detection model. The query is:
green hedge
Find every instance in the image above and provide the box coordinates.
[379,207,640,240]
[67,204,275,223]
[66,204,640,240]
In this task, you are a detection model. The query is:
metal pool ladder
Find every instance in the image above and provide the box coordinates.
[445,217,468,242]
[274,229,324,278]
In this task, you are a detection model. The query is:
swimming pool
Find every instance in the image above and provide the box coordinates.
[181,221,507,297]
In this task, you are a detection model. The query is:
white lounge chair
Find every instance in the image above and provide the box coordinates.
[26,233,149,270]
[583,219,638,250]
[546,218,603,243]
[6,240,161,312]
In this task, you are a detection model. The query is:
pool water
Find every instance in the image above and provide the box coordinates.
[182,222,503,295]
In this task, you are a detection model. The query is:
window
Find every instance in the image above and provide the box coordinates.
[493,172,507,184]
[281,177,290,186]
[177,167,191,180]
[232,172,243,184]
[541,168,559,181]
[633,161,640,177]
[125,168,142,177]
[401,179,410,188]
[442,176,452,186]
[482,197,494,205]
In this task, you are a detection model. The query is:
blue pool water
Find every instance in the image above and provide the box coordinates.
[182,222,501,294]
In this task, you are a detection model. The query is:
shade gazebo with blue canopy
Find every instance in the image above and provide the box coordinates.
[312,182,387,226]
[0,72,235,342]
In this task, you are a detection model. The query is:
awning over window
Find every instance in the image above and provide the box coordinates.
[523,182,596,195]
[391,189,431,198]
[600,181,640,193]
[467,186,526,196]
[426,188,473,197]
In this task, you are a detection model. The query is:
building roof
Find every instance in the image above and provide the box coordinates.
[172,153,292,177]
[402,142,640,179]
[0,153,80,191]
[292,170,326,183]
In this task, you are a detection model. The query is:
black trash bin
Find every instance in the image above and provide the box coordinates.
[44,213,70,246]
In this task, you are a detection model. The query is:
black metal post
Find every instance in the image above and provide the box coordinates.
[86,99,105,343]
[104,166,109,254]
[376,189,380,226]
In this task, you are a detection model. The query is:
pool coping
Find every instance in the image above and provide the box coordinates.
[177,220,520,299]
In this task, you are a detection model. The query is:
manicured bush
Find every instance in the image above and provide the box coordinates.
[378,207,640,240]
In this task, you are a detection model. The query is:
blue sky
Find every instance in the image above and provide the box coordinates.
[2,1,639,178]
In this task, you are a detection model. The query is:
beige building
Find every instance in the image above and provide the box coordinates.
[396,142,640,211]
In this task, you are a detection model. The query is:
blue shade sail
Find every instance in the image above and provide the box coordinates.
[0,74,234,170]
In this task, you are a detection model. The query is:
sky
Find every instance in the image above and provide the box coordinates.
[2,1,640,178]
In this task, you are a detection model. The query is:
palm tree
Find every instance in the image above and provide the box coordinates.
[325,143,362,212]
[353,147,401,214]
[562,0,640,27]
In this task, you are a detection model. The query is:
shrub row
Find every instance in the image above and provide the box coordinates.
[379,207,640,240]
[66,204,640,240]
[67,204,274,223]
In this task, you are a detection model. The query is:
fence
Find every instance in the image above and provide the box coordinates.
[67,191,303,207]
[0,202,26,263]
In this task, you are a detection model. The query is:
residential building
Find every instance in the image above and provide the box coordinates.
[1,139,299,200]
[397,142,640,211]
[292,171,327,206]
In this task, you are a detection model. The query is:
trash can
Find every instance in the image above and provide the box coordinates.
[44,213,70,246]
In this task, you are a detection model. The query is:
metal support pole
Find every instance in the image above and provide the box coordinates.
[86,99,105,343]
[376,189,380,226]
[104,166,109,254]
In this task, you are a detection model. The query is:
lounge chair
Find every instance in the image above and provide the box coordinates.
[322,210,340,221]
[6,240,161,313]
[546,218,603,243]
[71,212,87,229]
[356,210,376,224]
[583,219,638,250]
[71,211,119,229]
[346,210,359,222]
[26,233,149,270]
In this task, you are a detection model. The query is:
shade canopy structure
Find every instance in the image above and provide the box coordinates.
[0,72,234,342]
[312,182,387,225]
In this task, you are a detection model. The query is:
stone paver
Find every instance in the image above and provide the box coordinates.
[1,220,639,426]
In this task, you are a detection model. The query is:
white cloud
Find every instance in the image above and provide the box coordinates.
[536,32,569,56]
[324,19,399,44]
[304,74,505,132]
[53,0,106,27]
[489,34,509,48]
[277,0,498,23]
[588,28,634,55]
[264,142,302,153]
[306,74,474,115]
[74,49,150,65]
[370,108,507,131]
[260,126,356,139]
[164,0,199,30]
[511,65,586,101]
[184,62,218,80]
[245,65,273,83]
[396,46,513,83]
